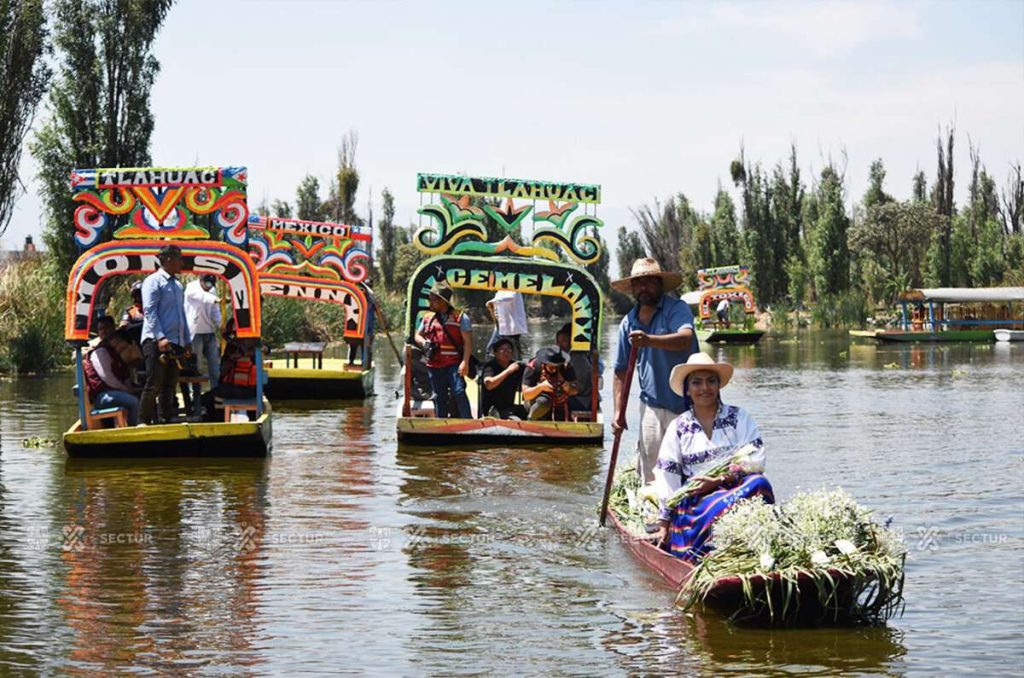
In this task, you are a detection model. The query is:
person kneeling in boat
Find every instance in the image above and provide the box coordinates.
[653,352,774,560]
[83,323,142,426]
[522,348,578,421]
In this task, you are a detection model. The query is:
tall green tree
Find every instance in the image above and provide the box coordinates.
[999,162,1022,235]
[295,174,324,221]
[708,187,741,266]
[849,201,939,298]
[912,170,928,203]
[731,151,780,303]
[378,187,397,291]
[807,164,850,297]
[928,125,956,285]
[615,225,645,277]
[863,159,894,210]
[271,199,292,218]
[32,0,174,277]
[0,0,49,238]
[325,130,362,225]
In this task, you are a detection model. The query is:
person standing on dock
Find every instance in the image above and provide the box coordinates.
[139,245,190,425]
[611,258,698,483]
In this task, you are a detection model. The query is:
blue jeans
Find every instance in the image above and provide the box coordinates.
[95,389,140,426]
[427,364,472,419]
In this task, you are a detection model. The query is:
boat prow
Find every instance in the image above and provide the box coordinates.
[63,399,273,458]
[995,328,1024,342]
[264,359,374,399]
[697,328,765,345]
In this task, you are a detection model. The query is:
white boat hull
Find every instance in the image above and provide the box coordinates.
[994,329,1024,342]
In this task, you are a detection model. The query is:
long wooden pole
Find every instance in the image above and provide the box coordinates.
[362,283,404,367]
[599,342,639,526]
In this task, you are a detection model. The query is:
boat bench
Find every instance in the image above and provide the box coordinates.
[220,399,258,422]
[74,384,129,429]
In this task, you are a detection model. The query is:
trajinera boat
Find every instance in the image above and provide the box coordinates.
[248,215,375,399]
[396,172,604,444]
[605,507,870,626]
[63,166,272,457]
[682,265,764,345]
[852,287,1024,342]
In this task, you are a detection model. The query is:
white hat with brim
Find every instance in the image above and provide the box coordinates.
[611,257,683,293]
[669,352,734,396]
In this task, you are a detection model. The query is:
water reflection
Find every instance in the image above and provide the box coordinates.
[58,458,269,673]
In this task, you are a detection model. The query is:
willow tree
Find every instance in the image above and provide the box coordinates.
[0,0,49,238]
[32,0,174,277]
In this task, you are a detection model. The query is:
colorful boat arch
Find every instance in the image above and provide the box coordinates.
[405,255,602,353]
[65,239,262,341]
[694,265,757,320]
[248,216,372,339]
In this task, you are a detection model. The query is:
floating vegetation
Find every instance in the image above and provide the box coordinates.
[678,489,906,625]
[22,437,58,448]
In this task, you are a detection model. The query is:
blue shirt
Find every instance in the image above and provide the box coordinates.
[141,269,190,346]
[613,294,699,413]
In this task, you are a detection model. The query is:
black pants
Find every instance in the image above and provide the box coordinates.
[139,339,180,424]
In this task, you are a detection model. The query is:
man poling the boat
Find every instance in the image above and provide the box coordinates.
[611,257,699,483]
[652,352,774,560]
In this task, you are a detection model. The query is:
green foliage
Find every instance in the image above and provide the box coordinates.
[615,225,645,277]
[271,199,292,218]
[327,130,361,225]
[807,164,850,298]
[849,200,938,300]
[393,242,427,298]
[261,296,350,349]
[0,0,50,238]
[33,0,175,280]
[378,187,397,291]
[0,257,68,373]
[709,187,741,266]
[295,174,324,221]
[810,290,869,329]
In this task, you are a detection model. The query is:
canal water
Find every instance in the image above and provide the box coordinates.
[1,327,1021,675]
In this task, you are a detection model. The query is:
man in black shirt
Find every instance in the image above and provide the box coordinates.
[481,337,527,419]
[522,346,578,421]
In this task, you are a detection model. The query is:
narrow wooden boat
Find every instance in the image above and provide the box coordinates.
[264,357,374,399]
[249,216,376,401]
[607,508,863,626]
[697,328,766,345]
[62,165,272,458]
[64,399,273,458]
[395,172,605,447]
[995,328,1024,342]
[853,287,1024,343]
[872,329,994,342]
[683,266,765,346]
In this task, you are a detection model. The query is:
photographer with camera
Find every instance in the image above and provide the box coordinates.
[522,347,578,421]
[413,283,473,419]
[139,244,191,425]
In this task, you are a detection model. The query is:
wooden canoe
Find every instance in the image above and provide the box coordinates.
[607,508,863,626]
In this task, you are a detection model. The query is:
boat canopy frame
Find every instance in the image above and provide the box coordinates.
[65,165,266,427]
[897,287,1024,331]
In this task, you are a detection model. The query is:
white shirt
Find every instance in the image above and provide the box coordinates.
[653,403,765,520]
[490,291,528,336]
[717,299,731,313]
[184,279,222,336]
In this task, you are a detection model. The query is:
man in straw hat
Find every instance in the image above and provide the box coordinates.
[611,257,699,482]
[414,282,474,419]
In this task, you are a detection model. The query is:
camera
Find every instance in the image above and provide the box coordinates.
[422,340,439,362]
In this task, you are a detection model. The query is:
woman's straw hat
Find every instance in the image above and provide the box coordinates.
[669,352,734,395]
[610,257,683,293]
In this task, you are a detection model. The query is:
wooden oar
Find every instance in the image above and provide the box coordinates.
[599,342,639,526]
[362,284,404,367]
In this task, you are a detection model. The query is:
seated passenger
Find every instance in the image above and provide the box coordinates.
[554,322,603,413]
[653,353,774,561]
[83,325,141,426]
[481,337,527,419]
[200,323,261,421]
[522,347,578,421]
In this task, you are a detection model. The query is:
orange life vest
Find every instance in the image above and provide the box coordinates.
[223,357,257,387]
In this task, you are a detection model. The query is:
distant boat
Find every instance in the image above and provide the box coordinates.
[683,265,765,345]
[995,329,1024,342]
[851,287,1024,343]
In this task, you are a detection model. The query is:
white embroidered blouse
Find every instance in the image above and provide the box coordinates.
[653,403,765,520]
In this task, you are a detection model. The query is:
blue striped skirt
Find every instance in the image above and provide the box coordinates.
[668,474,775,561]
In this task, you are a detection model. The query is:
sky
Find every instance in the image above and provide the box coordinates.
[3,0,1023,262]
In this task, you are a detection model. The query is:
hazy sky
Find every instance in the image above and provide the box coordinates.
[4,0,1023,260]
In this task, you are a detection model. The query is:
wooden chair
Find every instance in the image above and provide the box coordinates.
[221,398,258,422]
[82,388,128,429]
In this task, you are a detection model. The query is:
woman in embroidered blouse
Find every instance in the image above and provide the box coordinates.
[653,352,774,560]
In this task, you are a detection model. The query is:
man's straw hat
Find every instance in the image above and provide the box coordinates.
[611,257,683,293]
[669,352,734,396]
